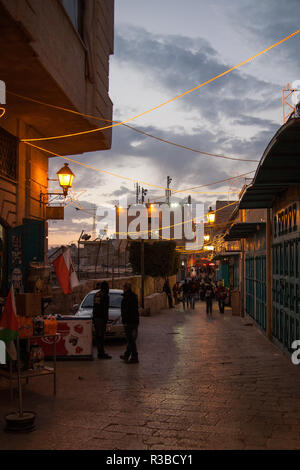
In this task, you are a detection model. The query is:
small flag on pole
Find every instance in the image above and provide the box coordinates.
[52,248,79,294]
[0,285,19,360]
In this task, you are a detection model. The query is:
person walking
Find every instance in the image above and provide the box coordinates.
[205,282,214,317]
[216,281,227,314]
[163,279,174,308]
[189,279,198,309]
[172,282,180,305]
[181,279,189,310]
[120,282,139,364]
[93,281,112,359]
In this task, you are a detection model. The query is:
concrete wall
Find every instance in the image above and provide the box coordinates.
[49,274,177,315]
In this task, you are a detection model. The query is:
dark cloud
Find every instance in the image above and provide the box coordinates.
[115,25,280,122]
[230,1,300,65]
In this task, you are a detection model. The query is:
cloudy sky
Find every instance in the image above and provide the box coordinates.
[48,0,300,247]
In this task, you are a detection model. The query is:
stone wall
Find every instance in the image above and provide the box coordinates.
[48,274,177,315]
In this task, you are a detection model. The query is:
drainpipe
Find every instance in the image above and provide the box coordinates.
[266,208,273,339]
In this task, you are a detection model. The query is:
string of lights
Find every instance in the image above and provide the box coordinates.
[24,141,253,195]
[20,27,300,143]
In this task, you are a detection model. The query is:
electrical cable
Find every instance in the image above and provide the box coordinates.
[8,91,258,162]
[24,141,254,194]
[20,27,300,142]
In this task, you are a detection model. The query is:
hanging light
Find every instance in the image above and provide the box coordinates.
[57,163,75,196]
[203,245,214,251]
[207,207,215,224]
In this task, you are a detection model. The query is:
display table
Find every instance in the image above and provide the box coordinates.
[0,334,58,401]
[31,316,93,360]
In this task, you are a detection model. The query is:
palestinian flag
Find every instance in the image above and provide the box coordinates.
[0,286,19,360]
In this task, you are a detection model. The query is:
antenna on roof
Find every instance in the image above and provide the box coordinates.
[282,81,300,123]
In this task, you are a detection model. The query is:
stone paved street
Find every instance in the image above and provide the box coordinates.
[1,301,300,450]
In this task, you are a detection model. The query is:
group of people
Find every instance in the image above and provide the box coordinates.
[93,281,139,363]
[92,275,228,363]
[165,275,228,317]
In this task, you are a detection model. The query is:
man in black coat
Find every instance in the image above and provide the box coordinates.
[120,282,139,363]
[93,281,112,359]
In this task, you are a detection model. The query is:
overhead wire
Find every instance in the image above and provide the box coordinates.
[8,91,258,162]
[24,141,253,194]
[19,27,300,142]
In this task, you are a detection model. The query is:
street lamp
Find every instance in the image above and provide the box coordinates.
[203,245,214,251]
[57,163,75,196]
[207,207,215,224]
[204,234,210,242]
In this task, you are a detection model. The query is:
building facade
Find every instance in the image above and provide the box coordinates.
[0,0,114,294]
[239,118,300,352]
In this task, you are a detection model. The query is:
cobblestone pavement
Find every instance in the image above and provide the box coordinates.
[1,301,300,450]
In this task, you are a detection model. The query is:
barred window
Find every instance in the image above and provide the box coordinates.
[0,127,17,181]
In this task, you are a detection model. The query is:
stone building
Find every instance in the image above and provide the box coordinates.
[0,0,114,294]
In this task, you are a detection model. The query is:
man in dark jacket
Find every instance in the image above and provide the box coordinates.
[93,281,111,359]
[120,282,139,363]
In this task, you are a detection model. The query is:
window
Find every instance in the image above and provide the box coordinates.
[61,0,84,38]
[0,127,17,181]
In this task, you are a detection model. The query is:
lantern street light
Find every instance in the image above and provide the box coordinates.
[203,245,214,251]
[207,207,215,224]
[204,234,210,242]
[57,163,75,196]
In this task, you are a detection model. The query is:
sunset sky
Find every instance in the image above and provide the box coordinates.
[48,0,300,247]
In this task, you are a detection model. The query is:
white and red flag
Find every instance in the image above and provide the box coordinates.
[52,248,79,294]
[0,285,19,360]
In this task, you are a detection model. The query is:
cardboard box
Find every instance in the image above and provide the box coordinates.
[16,293,42,317]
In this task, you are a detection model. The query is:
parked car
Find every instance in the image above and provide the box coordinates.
[74,289,125,338]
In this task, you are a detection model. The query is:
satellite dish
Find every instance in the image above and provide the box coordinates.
[291,80,300,105]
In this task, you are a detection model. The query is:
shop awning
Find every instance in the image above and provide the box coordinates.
[213,251,241,261]
[239,118,300,209]
[224,222,265,241]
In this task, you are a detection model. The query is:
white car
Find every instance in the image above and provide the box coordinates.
[75,289,125,338]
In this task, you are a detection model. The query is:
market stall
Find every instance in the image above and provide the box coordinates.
[32,316,93,360]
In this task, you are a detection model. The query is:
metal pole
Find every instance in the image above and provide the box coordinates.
[16,336,23,417]
[266,208,273,339]
[106,239,109,278]
[77,230,84,279]
[112,249,115,288]
[141,239,145,308]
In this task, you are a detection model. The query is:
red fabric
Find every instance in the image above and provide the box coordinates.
[52,253,72,294]
[0,286,18,331]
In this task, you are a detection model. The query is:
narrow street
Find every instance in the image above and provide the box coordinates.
[1,301,300,450]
